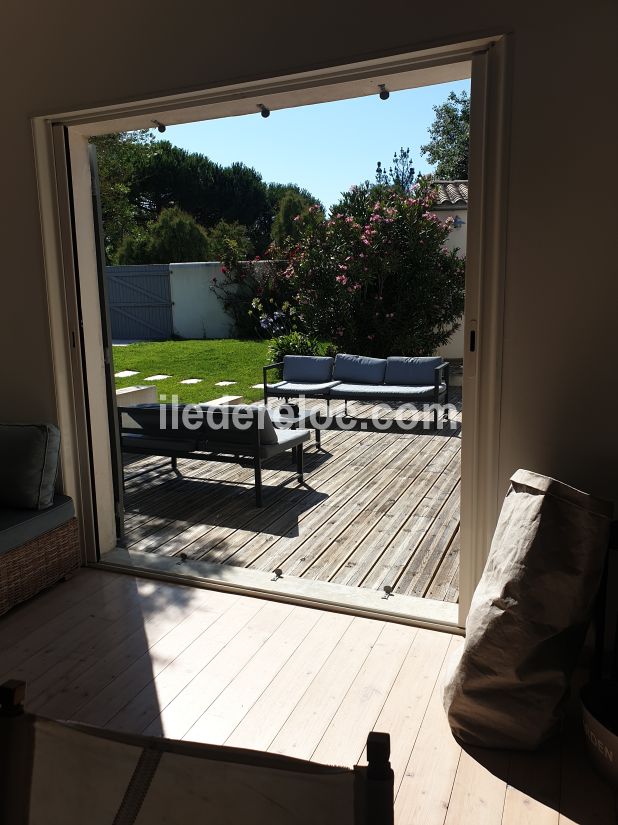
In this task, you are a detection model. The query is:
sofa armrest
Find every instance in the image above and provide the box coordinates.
[263,362,284,402]
[434,361,450,402]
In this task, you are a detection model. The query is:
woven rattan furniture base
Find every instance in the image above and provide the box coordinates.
[0,517,80,616]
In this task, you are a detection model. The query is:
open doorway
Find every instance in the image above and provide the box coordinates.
[35,37,509,630]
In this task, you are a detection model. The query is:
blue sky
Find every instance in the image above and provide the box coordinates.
[156,79,470,210]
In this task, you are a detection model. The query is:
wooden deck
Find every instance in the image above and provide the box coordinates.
[120,395,461,603]
[2,569,614,824]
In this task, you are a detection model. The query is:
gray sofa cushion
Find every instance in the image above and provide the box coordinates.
[282,355,334,383]
[0,423,61,510]
[385,356,443,386]
[333,354,387,384]
[0,494,75,557]
[193,427,310,459]
[266,380,340,396]
[330,383,446,401]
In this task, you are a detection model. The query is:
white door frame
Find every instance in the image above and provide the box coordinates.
[32,33,511,629]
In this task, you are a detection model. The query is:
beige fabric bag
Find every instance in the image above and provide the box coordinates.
[444,469,612,749]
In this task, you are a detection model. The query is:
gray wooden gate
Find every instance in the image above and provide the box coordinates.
[106,265,173,340]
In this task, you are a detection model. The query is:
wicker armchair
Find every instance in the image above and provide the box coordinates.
[0,424,80,616]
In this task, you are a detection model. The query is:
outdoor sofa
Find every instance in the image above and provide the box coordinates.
[0,424,80,616]
[118,403,310,507]
[263,354,450,425]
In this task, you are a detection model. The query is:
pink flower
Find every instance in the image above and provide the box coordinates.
[336,274,348,285]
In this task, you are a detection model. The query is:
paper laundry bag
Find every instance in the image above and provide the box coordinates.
[444,469,612,749]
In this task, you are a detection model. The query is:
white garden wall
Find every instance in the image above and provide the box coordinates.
[169,262,234,339]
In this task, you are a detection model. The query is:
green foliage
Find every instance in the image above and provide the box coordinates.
[267,332,324,365]
[94,136,321,261]
[375,147,416,192]
[270,190,322,250]
[117,207,211,264]
[421,91,470,180]
[90,130,154,263]
[207,220,254,260]
[284,177,465,356]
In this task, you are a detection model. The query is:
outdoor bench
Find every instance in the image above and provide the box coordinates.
[263,353,450,426]
[118,403,310,507]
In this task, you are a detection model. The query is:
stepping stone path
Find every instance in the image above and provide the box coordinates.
[251,384,264,389]
[215,380,237,386]
[115,370,139,378]
[180,378,202,384]
[143,375,170,381]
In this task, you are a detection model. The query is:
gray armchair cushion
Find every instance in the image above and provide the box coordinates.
[265,380,340,397]
[0,495,75,556]
[333,354,387,384]
[330,383,446,401]
[0,423,61,510]
[385,356,443,386]
[195,428,310,459]
[261,428,310,459]
[283,355,334,383]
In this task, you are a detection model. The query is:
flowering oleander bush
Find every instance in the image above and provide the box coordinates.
[210,248,299,339]
[283,177,465,356]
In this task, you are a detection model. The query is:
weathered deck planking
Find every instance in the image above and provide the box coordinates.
[121,396,462,603]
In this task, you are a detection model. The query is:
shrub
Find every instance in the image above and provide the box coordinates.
[267,332,323,365]
[211,246,300,339]
[283,177,465,356]
[117,207,210,264]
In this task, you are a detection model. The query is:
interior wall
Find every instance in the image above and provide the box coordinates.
[2,2,617,511]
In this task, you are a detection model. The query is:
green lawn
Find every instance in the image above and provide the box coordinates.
[112,339,272,404]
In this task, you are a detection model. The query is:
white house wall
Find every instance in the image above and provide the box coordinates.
[437,207,467,360]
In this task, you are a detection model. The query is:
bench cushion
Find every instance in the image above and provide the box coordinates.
[282,356,333,383]
[0,423,61,510]
[330,383,446,401]
[266,381,340,397]
[385,357,443,386]
[201,428,311,459]
[0,495,75,557]
[333,354,387,384]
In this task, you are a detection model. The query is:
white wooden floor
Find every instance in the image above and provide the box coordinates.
[1,569,614,824]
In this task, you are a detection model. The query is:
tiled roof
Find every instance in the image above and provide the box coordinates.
[432,180,468,208]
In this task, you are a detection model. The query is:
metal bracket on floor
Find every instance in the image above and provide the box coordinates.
[272,568,283,582]
[382,586,394,600]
